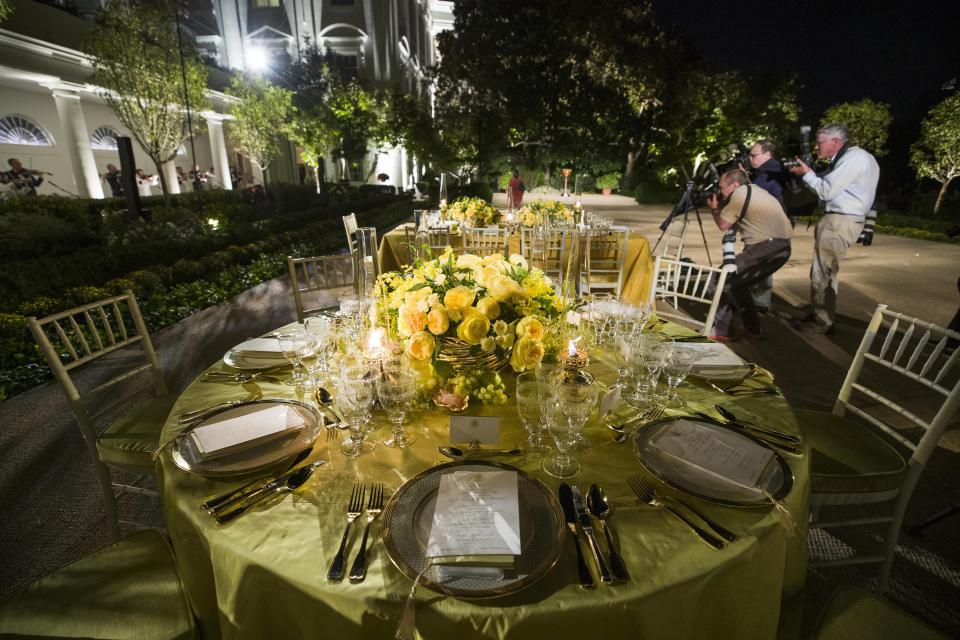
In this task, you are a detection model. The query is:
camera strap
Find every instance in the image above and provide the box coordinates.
[732,184,752,229]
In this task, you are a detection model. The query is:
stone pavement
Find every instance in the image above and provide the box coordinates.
[2,196,959,635]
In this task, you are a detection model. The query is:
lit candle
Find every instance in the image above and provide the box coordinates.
[367,326,386,358]
[505,211,515,224]
[567,338,578,357]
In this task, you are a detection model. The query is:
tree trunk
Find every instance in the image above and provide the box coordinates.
[153,158,170,207]
[933,176,955,215]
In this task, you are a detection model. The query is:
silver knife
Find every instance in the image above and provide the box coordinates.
[206,460,325,515]
[571,485,612,584]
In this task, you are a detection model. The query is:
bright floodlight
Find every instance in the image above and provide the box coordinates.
[246,46,269,73]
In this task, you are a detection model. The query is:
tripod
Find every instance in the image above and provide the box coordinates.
[651,180,713,265]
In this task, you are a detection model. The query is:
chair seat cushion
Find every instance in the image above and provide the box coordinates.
[97,395,178,474]
[795,409,907,496]
[815,586,947,640]
[0,530,198,640]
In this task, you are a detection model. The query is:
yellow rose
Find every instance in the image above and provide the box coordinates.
[426,305,450,335]
[516,316,545,340]
[444,285,476,312]
[480,336,496,353]
[475,265,501,288]
[407,331,436,360]
[488,274,521,302]
[456,308,491,345]
[510,335,545,372]
[397,303,427,337]
[508,254,528,269]
[476,296,501,320]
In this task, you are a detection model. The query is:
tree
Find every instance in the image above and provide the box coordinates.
[821,99,892,157]
[0,0,13,22]
[226,73,295,186]
[910,91,960,214]
[85,0,208,196]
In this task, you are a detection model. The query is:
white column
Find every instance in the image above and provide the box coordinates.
[49,89,104,199]
[161,161,181,194]
[205,114,233,190]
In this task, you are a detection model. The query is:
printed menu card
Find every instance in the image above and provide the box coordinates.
[426,470,521,566]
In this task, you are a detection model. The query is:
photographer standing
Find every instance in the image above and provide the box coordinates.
[744,139,788,313]
[789,124,879,334]
[707,169,793,340]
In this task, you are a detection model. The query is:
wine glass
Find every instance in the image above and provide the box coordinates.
[542,382,597,478]
[516,372,549,454]
[640,337,673,407]
[662,346,697,408]
[277,329,307,386]
[562,381,597,453]
[377,371,417,448]
[305,316,331,383]
[337,376,376,457]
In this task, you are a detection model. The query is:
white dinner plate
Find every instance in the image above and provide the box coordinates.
[223,337,288,370]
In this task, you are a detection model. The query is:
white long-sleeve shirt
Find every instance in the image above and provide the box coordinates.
[802,146,879,216]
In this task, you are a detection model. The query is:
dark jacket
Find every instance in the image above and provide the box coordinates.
[751,157,786,204]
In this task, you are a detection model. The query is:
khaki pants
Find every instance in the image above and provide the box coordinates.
[811,214,864,325]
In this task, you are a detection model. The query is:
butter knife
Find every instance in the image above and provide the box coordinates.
[207,460,325,515]
[558,483,596,590]
[201,446,314,512]
[571,485,612,584]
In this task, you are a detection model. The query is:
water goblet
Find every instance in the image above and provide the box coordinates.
[377,371,417,448]
[561,381,597,453]
[662,346,696,408]
[336,376,376,457]
[305,316,331,381]
[516,372,549,455]
[277,329,308,386]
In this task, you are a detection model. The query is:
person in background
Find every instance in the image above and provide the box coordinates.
[176,166,191,191]
[207,167,223,189]
[101,163,123,197]
[135,168,157,197]
[229,165,242,190]
[508,169,525,209]
[5,158,47,196]
[789,123,879,334]
[744,139,788,314]
[189,164,207,191]
[706,169,793,340]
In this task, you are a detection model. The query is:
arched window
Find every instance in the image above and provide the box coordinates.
[90,126,123,150]
[0,115,53,146]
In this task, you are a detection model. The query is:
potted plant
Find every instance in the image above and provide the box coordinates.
[596,172,622,196]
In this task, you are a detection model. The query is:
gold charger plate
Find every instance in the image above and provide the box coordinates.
[381,460,565,599]
[632,416,794,506]
[171,399,322,477]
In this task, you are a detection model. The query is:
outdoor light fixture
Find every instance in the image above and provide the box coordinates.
[246,46,269,73]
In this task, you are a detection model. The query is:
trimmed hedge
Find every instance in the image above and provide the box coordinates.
[0,186,400,308]
[0,201,414,401]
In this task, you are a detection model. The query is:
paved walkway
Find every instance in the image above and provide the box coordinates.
[2,197,959,635]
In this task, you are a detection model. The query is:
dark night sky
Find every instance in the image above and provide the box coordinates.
[650,0,959,122]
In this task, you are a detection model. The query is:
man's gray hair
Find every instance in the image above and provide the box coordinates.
[818,123,849,143]
[721,169,749,186]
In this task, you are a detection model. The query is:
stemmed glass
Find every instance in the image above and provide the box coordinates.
[662,346,696,408]
[377,370,417,448]
[516,372,550,455]
[542,381,598,479]
[277,329,308,386]
[632,336,672,408]
[337,376,376,456]
[305,316,331,383]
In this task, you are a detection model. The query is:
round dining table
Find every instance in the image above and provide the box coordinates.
[157,322,809,640]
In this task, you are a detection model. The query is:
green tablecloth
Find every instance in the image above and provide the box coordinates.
[377,225,655,306]
[158,327,808,640]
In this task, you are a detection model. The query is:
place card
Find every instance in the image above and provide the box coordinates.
[189,404,304,460]
[652,419,774,487]
[598,385,621,419]
[449,416,500,445]
[426,470,521,565]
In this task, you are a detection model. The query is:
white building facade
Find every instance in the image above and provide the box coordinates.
[0,0,453,199]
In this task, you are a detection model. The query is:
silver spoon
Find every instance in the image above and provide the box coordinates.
[317,387,347,424]
[587,484,629,582]
[437,446,523,460]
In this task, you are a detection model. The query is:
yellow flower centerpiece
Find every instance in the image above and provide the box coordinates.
[442,197,501,227]
[517,200,575,227]
[374,250,563,402]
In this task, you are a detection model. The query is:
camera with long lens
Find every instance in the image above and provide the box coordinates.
[721,228,738,272]
[781,125,815,169]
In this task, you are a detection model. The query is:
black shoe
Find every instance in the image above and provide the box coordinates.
[791,317,833,334]
[755,307,769,315]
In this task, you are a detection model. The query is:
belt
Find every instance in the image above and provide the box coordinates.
[824,212,865,217]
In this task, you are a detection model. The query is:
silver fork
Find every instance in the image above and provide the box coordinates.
[627,474,725,549]
[633,470,738,543]
[327,484,365,581]
[348,483,385,583]
[325,417,341,442]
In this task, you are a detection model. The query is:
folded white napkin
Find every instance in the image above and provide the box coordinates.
[189,404,304,460]
[232,337,283,357]
[683,342,744,368]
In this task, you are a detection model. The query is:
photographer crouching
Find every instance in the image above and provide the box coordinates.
[706,169,793,341]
